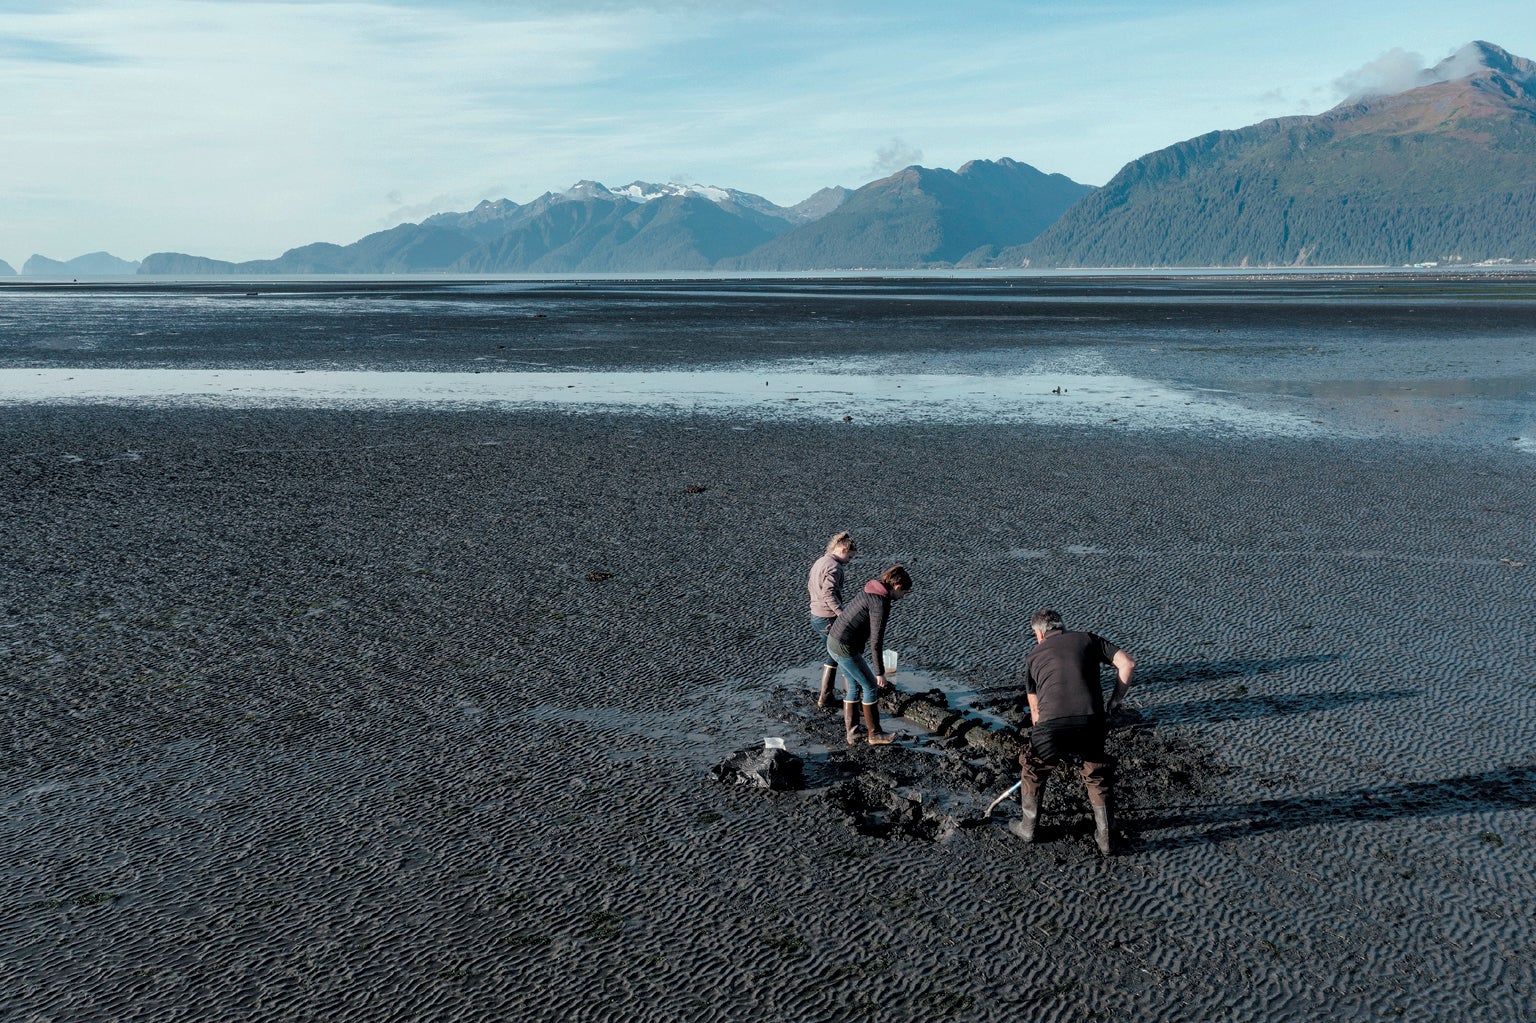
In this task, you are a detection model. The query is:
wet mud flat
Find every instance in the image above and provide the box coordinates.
[7,273,1536,381]
[4,406,1535,1022]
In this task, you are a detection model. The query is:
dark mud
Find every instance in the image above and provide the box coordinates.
[755,683,1222,846]
[4,403,1535,1022]
[6,273,1536,377]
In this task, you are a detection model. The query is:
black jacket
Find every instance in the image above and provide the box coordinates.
[828,579,894,672]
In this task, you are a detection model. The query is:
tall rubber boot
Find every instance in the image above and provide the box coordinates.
[1082,759,1115,856]
[1009,778,1043,843]
[863,703,896,745]
[816,664,837,708]
[1092,803,1115,857]
[843,701,861,745]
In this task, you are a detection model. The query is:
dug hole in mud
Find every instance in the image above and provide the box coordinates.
[712,662,1222,852]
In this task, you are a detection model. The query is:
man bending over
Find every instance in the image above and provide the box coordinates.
[1013,609,1136,856]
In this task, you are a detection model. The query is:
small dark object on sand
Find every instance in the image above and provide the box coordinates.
[711,747,804,790]
[842,415,853,422]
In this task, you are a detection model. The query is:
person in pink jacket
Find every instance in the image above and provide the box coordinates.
[806,531,856,707]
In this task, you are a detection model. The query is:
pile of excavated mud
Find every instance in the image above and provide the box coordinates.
[742,683,1224,846]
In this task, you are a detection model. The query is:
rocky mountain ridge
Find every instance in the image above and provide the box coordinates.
[1017,40,1536,267]
[136,161,1083,275]
[15,41,1536,275]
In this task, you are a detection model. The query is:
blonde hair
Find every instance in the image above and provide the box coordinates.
[825,531,854,555]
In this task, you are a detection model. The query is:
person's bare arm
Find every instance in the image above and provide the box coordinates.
[1107,649,1136,715]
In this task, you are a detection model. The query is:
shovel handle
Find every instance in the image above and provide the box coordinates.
[983,781,1023,818]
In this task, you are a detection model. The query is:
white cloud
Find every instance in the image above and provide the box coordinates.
[0,0,711,260]
[1330,40,1508,105]
[1333,47,1434,101]
[869,139,923,177]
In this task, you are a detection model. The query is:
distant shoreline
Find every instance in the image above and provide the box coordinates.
[8,264,1536,290]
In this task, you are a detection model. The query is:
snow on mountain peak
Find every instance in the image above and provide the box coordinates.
[609,181,732,204]
[558,180,789,220]
[563,180,616,201]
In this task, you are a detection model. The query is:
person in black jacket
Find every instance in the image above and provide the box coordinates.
[1013,608,1136,856]
[826,564,913,745]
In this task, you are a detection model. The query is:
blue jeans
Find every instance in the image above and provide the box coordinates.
[810,613,836,668]
[826,638,879,705]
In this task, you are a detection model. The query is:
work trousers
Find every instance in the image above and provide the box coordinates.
[1019,717,1114,807]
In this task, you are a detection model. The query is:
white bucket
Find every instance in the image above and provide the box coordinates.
[882,649,899,676]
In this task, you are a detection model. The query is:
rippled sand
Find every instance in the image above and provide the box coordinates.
[5,405,1533,1021]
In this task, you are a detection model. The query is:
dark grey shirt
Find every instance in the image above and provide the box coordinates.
[1023,630,1122,724]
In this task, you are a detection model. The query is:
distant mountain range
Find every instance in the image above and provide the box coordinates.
[1019,41,1536,267]
[135,179,859,275]
[722,158,1091,270]
[22,252,141,276]
[13,41,1536,274]
[135,161,1085,275]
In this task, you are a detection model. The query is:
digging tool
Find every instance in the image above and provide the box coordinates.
[983,780,1022,818]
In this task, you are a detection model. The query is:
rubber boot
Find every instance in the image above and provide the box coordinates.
[1009,779,1043,843]
[816,664,837,708]
[1082,759,1116,856]
[863,703,896,745]
[1092,803,1115,857]
[843,701,861,745]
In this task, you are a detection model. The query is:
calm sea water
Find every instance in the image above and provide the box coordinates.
[2,273,1534,449]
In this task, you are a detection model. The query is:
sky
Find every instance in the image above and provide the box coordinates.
[3,0,1535,266]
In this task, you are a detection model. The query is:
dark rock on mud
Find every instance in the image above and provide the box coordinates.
[710,746,804,790]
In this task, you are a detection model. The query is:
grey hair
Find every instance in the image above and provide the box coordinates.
[1031,609,1064,634]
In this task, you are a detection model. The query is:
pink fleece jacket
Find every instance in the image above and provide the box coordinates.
[806,552,849,618]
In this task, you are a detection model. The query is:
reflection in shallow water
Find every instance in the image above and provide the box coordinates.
[0,366,1322,436]
[5,276,1534,452]
[1221,377,1536,400]
[1209,375,1535,448]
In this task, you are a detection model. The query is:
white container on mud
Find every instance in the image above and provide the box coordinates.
[882,649,899,676]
